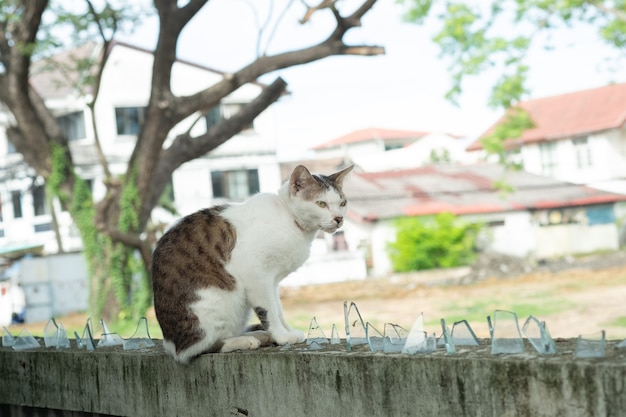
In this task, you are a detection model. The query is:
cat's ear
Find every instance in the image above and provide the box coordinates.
[327,165,354,188]
[290,165,315,195]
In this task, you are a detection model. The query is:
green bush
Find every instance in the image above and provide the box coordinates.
[387,212,481,272]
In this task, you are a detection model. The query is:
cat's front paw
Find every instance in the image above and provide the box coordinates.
[273,329,305,345]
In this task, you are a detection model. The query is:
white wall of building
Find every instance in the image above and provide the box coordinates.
[0,43,281,255]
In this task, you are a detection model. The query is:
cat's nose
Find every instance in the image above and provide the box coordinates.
[334,216,343,225]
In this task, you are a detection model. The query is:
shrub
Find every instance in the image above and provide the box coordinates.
[387,212,481,272]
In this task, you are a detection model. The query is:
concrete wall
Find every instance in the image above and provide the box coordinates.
[1,341,625,417]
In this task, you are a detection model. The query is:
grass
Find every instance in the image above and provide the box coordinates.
[606,316,626,329]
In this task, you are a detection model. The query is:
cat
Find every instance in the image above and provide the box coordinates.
[151,164,354,364]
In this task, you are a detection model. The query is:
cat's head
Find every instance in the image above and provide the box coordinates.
[288,165,354,233]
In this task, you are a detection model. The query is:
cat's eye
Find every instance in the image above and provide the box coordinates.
[316,201,327,208]
[340,200,347,207]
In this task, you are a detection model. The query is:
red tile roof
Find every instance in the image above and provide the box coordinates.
[345,164,626,221]
[312,128,430,150]
[468,83,626,151]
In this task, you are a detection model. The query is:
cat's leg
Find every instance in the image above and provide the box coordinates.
[246,287,304,345]
[220,335,262,352]
[219,330,272,352]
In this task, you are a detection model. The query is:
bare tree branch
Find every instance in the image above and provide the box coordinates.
[171,0,383,122]
[300,0,335,24]
[140,77,288,224]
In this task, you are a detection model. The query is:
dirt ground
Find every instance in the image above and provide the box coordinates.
[280,252,626,340]
[7,252,626,342]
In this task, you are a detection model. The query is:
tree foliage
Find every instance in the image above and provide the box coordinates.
[0,0,384,321]
[387,213,481,272]
[401,0,626,109]
[401,0,626,177]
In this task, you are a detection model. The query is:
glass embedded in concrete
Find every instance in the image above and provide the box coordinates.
[12,328,40,350]
[440,319,455,354]
[123,317,155,350]
[76,318,95,351]
[43,318,57,348]
[2,326,15,347]
[402,313,436,354]
[575,330,606,358]
[344,301,367,351]
[98,319,124,347]
[365,322,384,352]
[522,316,557,355]
[383,323,407,353]
[490,310,525,354]
[330,324,340,344]
[451,320,480,346]
[57,322,70,349]
[305,316,328,346]
[43,318,70,349]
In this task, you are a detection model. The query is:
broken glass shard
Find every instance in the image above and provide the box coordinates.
[384,323,407,353]
[123,317,156,350]
[575,330,606,358]
[522,316,557,355]
[451,320,480,346]
[2,326,16,347]
[56,323,70,349]
[43,318,69,349]
[490,310,524,354]
[305,316,328,346]
[307,341,323,351]
[98,319,124,347]
[344,301,367,351]
[12,328,41,350]
[77,318,96,351]
[402,312,425,353]
[279,342,292,351]
[402,313,435,354]
[44,318,58,347]
[617,339,626,349]
[440,318,455,354]
[330,324,340,344]
[366,322,384,352]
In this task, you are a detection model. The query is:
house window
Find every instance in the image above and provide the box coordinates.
[32,184,48,216]
[7,139,16,154]
[211,169,259,200]
[115,107,147,135]
[384,143,404,151]
[34,223,52,233]
[11,190,22,218]
[573,137,592,169]
[57,111,86,141]
[205,103,254,131]
[539,142,557,176]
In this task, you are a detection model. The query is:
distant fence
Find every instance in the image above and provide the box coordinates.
[1,340,625,417]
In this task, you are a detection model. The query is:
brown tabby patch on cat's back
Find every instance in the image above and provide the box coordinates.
[152,205,236,353]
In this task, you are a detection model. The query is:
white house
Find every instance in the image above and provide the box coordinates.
[343,164,626,277]
[468,83,626,195]
[311,127,471,167]
[0,41,282,256]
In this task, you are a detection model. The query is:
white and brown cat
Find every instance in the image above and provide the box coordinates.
[152,165,353,364]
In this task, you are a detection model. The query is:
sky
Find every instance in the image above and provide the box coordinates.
[118,0,626,160]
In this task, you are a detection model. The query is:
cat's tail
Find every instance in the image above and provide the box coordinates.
[162,337,223,365]
[163,331,273,365]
